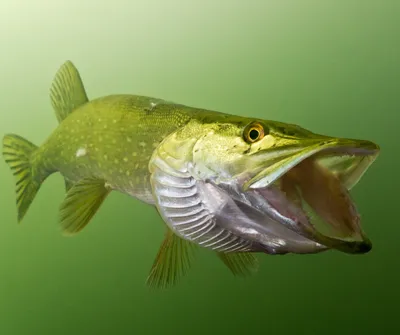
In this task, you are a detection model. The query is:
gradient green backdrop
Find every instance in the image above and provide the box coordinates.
[0,1,398,334]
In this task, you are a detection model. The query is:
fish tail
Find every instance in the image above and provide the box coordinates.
[2,134,44,222]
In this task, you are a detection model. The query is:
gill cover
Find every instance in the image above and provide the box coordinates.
[149,129,257,253]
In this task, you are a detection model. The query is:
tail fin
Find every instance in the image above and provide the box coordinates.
[2,134,40,222]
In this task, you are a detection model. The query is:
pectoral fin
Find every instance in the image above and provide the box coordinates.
[64,178,74,192]
[146,228,196,289]
[217,252,259,277]
[59,178,111,236]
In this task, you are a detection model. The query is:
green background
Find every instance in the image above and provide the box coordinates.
[0,1,398,334]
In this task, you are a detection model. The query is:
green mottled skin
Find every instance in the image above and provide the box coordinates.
[32,94,252,203]
[32,95,200,203]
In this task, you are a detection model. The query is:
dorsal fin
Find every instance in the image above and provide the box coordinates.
[50,60,89,123]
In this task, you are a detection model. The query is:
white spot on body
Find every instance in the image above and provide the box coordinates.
[139,142,146,148]
[76,147,87,158]
[149,102,157,111]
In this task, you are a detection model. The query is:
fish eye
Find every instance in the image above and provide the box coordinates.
[244,122,267,143]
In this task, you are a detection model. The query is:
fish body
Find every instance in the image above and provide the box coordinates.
[34,94,191,204]
[2,61,380,288]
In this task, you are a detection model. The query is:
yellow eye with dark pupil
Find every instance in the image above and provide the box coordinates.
[244,122,265,143]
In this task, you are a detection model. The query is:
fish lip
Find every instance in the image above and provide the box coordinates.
[243,138,380,191]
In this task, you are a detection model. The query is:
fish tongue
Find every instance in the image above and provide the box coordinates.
[282,157,362,239]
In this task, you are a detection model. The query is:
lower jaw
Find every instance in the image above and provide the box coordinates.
[253,157,373,255]
[254,185,373,255]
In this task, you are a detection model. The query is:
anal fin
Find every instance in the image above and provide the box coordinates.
[60,178,111,236]
[217,252,259,277]
[146,228,195,289]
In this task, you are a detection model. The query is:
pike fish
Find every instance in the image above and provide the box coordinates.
[2,61,380,288]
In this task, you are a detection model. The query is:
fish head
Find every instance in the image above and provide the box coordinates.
[188,115,380,253]
[151,113,380,255]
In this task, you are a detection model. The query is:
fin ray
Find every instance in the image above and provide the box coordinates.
[64,178,74,192]
[59,178,110,235]
[217,252,259,277]
[146,229,195,289]
[2,134,42,222]
[50,60,89,123]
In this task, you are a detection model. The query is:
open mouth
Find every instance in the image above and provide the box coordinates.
[243,139,380,254]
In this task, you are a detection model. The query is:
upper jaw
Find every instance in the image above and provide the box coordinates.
[243,137,380,191]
